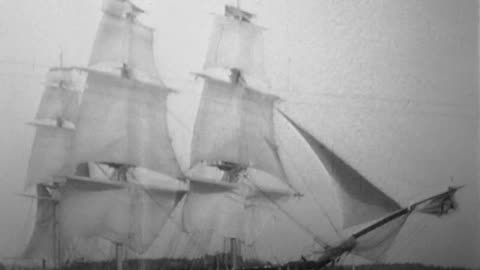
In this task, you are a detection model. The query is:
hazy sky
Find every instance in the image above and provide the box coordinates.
[0,0,478,268]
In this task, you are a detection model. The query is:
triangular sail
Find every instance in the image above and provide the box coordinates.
[280,111,401,228]
[203,14,266,80]
[71,70,183,179]
[191,75,290,187]
[89,0,160,82]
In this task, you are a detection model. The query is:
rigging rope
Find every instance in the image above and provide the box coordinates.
[276,134,342,238]
[126,170,211,258]
[243,172,329,249]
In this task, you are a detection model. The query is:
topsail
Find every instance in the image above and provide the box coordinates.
[203,14,266,80]
[89,0,161,82]
[72,70,183,179]
[191,74,290,187]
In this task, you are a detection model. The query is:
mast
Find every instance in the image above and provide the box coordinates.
[230,237,239,270]
[65,1,185,268]
[23,0,186,268]
[185,3,298,265]
[115,242,124,270]
[52,196,60,269]
[22,65,87,267]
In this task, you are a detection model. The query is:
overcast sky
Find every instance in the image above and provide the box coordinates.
[0,0,478,268]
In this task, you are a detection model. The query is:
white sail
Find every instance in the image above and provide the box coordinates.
[36,69,83,124]
[89,7,160,82]
[280,112,401,229]
[182,177,289,247]
[353,215,408,261]
[26,126,75,187]
[128,22,160,82]
[22,185,55,263]
[191,75,290,187]
[25,68,85,188]
[204,15,266,80]
[58,176,183,254]
[182,181,245,241]
[72,70,183,179]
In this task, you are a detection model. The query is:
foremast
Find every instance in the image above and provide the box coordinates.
[187,4,297,269]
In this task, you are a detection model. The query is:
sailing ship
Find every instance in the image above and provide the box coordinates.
[18,0,463,269]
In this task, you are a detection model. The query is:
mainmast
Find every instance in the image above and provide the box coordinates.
[67,0,186,268]
[23,0,186,268]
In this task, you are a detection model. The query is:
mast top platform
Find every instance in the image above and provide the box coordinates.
[225,5,254,22]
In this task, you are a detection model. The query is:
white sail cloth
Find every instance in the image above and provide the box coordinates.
[191,76,290,188]
[353,215,408,261]
[72,70,183,179]
[25,68,85,188]
[182,178,288,248]
[89,10,160,82]
[36,71,82,123]
[26,126,75,187]
[58,177,183,254]
[280,111,401,229]
[22,185,56,263]
[204,15,266,80]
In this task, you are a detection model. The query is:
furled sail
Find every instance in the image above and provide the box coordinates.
[22,185,55,263]
[203,14,266,80]
[25,68,85,188]
[89,0,160,82]
[72,70,183,179]
[191,75,290,187]
[280,111,401,228]
[58,175,184,254]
